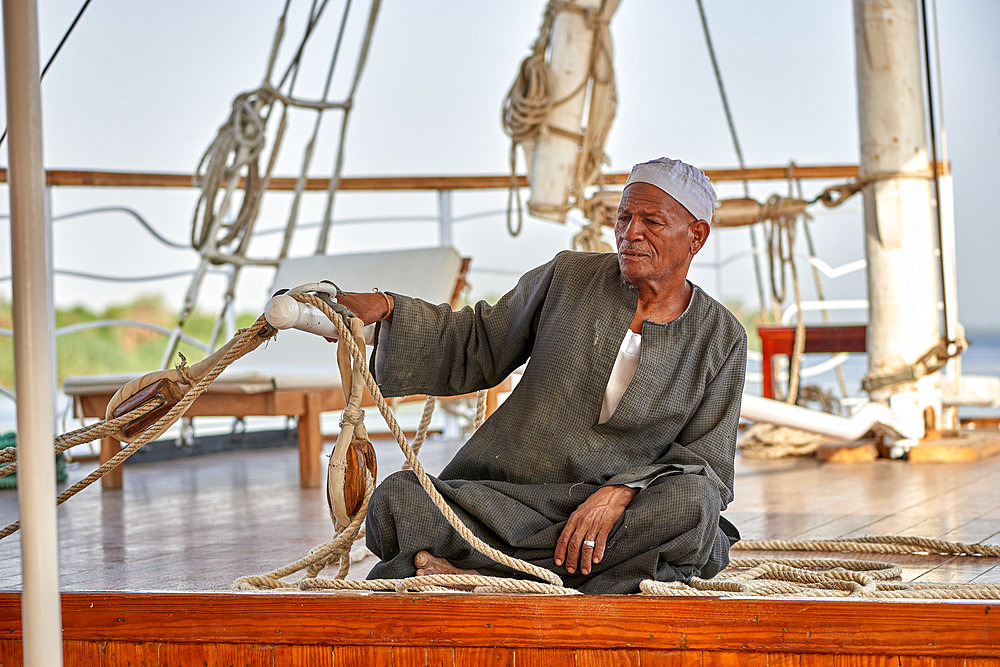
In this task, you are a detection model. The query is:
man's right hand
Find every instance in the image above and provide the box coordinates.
[320,291,394,341]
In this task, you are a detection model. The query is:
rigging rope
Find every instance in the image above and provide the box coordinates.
[236,293,566,591]
[0,0,94,149]
[694,0,767,319]
[165,0,381,365]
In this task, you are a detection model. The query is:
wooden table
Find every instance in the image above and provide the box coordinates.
[72,382,508,490]
[758,324,867,399]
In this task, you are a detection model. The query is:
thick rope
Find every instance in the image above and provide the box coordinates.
[402,395,437,470]
[631,538,1000,598]
[738,422,832,460]
[0,398,166,476]
[303,574,579,596]
[639,555,1000,599]
[0,316,275,541]
[227,294,1000,599]
[292,294,563,589]
[734,535,1000,558]
[474,390,488,431]
[232,478,373,591]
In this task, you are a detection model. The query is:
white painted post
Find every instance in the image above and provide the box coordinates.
[2,0,65,664]
[853,0,942,438]
[526,0,602,223]
[437,190,453,248]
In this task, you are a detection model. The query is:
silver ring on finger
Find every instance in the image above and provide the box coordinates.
[582,540,596,548]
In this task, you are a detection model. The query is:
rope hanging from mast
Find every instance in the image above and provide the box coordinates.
[162,0,382,365]
[501,0,619,238]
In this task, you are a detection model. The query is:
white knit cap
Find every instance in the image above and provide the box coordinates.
[623,157,717,223]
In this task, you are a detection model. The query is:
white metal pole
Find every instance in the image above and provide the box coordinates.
[437,189,453,248]
[853,0,942,438]
[2,0,64,664]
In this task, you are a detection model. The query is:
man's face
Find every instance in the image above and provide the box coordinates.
[615,182,706,289]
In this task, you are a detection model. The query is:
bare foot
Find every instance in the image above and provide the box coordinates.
[413,550,479,589]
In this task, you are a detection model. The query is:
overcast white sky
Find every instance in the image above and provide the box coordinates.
[1,0,997,331]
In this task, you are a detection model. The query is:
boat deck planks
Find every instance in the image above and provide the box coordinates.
[0,436,998,664]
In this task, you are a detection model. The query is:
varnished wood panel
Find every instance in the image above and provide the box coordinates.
[216,643,273,666]
[639,650,703,666]
[766,654,802,667]
[514,648,575,666]
[159,642,218,667]
[104,640,160,666]
[425,647,457,667]
[804,657,835,667]
[392,646,430,667]
[705,652,767,667]
[391,646,458,667]
[1,593,997,659]
[575,648,640,666]
[63,640,102,667]
[898,657,967,667]
[0,639,20,667]
[832,656,899,667]
[273,644,332,667]
[333,645,391,666]
[454,647,514,666]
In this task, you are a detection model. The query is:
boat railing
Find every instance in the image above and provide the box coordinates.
[0,163,884,421]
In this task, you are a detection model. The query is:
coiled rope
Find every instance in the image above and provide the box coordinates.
[734,535,1000,557]
[501,0,618,237]
[0,316,276,540]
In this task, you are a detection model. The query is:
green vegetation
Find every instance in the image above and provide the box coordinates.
[0,295,258,390]
[724,300,764,352]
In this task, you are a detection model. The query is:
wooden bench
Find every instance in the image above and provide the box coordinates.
[65,247,505,490]
[758,324,867,399]
[70,381,509,490]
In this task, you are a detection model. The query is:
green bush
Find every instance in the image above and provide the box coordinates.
[0,296,257,389]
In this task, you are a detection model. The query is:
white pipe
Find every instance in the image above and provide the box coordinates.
[781,299,869,325]
[265,294,339,338]
[741,394,918,441]
[2,0,64,664]
[437,189,453,248]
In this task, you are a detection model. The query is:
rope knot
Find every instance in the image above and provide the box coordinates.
[175,353,195,386]
[340,406,365,427]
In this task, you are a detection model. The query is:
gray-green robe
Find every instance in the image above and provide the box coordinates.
[366,251,746,593]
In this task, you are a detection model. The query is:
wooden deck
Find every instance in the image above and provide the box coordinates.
[0,434,998,664]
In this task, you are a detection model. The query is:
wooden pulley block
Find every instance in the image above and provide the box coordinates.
[327,436,377,527]
[108,377,185,441]
[105,333,264,443]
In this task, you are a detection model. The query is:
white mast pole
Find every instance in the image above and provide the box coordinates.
[853,0,942,439]
[2,0,64,664]
[526,0,603,223]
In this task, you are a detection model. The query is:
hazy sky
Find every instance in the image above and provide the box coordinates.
[1,0,997,331]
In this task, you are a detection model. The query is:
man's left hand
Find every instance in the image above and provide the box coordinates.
[554,485,638,575]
